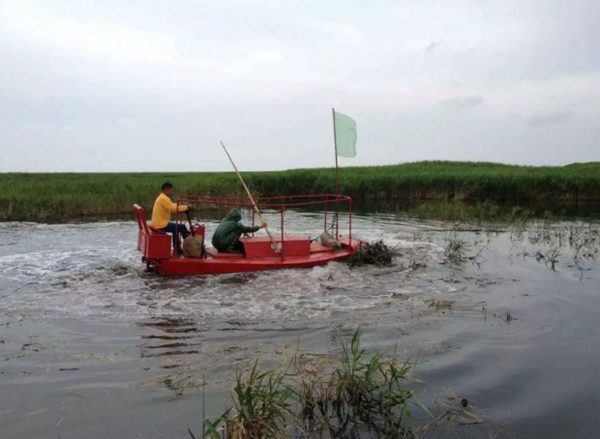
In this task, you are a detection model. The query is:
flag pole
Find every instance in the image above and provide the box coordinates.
[332,108,340,238]
[332,108,339,197]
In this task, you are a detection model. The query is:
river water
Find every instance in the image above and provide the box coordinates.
[0,211,598,439]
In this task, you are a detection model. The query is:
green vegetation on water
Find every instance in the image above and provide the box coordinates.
[1,161,599,221]
[191,327,487,439]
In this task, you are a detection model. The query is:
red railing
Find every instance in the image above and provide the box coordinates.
[173,194,353,258]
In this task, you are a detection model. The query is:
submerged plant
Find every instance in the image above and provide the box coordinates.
[510,221,600,271]
[443,232,470,265]
[420,388,486,438]
[545,246,561,271]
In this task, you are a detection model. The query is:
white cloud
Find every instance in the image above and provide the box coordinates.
[0,0,598,171]
[528,111,573,127]
[442,95,484,109]
[1,2,177,66]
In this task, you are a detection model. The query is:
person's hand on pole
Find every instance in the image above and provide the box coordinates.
[220,140,281,255]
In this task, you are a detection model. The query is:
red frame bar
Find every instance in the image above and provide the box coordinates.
[349,198,352,242]
[179,193,351,209]
[174,201,180,257]
[175,194,353,252]
[280,206,285,260]
[324,194,328,232]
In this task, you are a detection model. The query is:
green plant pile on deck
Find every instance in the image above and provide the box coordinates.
[347,240,395,267]
[2,161,599,221]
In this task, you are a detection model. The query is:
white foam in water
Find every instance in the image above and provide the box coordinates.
[0,218,447,323]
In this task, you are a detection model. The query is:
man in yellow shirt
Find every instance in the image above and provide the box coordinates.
[151,182,191,253]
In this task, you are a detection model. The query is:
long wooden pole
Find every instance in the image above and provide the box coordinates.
[220,141,281,255]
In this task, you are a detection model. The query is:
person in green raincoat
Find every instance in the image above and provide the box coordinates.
[211,208,266,254]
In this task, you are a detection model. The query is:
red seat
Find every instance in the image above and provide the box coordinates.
[133,204,172,259]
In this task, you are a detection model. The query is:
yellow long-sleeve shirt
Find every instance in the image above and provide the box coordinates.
[150,193,188,229]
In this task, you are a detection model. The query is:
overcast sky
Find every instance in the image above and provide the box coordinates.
[1,0,598,172]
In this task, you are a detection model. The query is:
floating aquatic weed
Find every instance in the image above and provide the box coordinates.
[347,240,395,268]
[569,223,600,262]
[409,260,427,271]
[467,246,487,268]
[425,299,454,312]
[420,388,488,438]
[494,311,516,324]
[545,246,561,271]
[144,364,205,400]
[514,221,600,270]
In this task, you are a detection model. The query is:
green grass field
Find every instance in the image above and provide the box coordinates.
[2,161,599,221]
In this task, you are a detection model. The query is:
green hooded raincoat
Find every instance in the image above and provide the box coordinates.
[211,208,260,252]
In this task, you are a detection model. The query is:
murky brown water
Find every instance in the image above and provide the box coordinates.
[0,212,599,439]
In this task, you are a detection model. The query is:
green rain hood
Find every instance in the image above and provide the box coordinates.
[211,208,260,252]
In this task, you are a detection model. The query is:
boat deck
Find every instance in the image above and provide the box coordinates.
[206,241,334,259]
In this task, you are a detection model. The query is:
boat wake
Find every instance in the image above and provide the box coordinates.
[0,219,448,325]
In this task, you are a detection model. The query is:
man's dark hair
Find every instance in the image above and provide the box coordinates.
[161,182,173,191]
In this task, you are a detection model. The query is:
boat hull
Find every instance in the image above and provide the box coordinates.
[150,246,355,276]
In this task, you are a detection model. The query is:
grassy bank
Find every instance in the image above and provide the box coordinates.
[2,161,600,221]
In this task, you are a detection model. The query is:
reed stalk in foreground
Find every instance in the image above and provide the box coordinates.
[194,327,421,439]
[190,326,514,438]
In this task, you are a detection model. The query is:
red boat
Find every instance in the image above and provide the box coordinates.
[133,194,360,276]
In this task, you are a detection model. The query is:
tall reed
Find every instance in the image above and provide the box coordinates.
[2,161,599,221]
